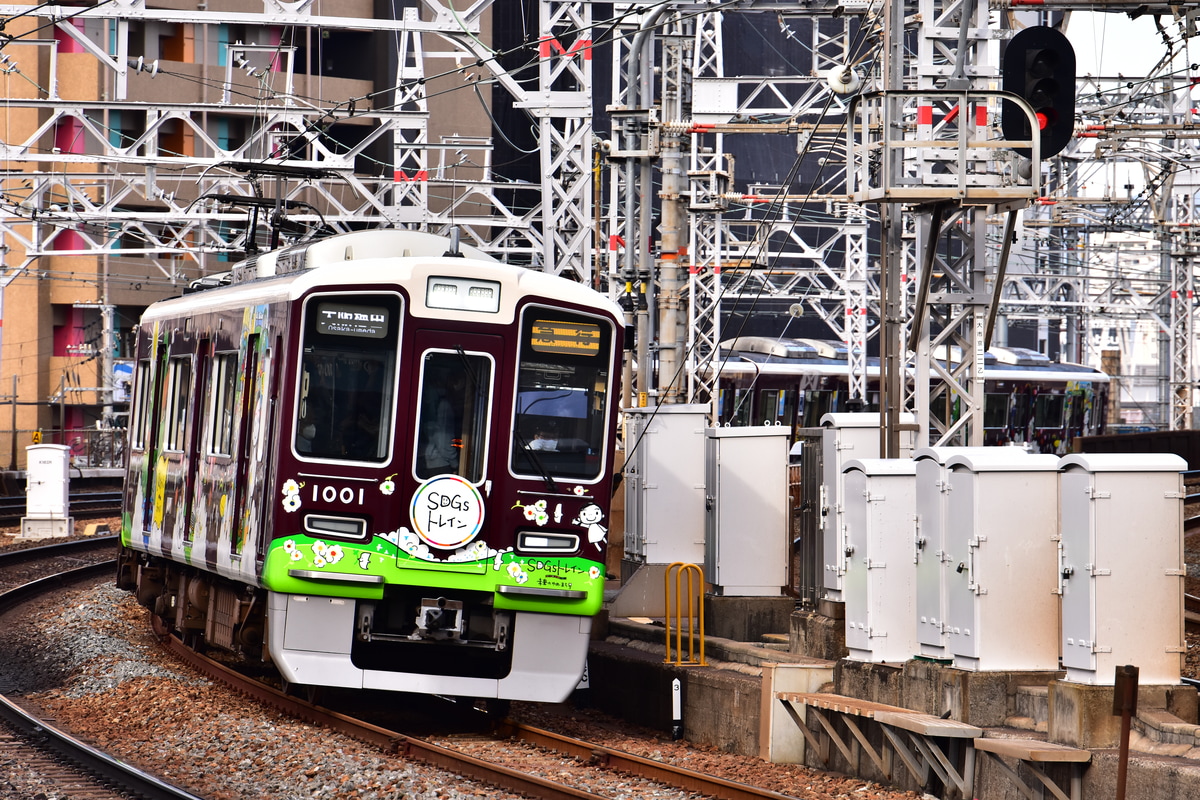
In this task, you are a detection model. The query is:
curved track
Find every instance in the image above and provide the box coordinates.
[0,548,205,800]
[154,618,800,800]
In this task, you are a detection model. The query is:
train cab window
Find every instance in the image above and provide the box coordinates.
[415,350,493,481]
[1034,394,1065,429]
[294,294,401,462]
[511,310,613,481]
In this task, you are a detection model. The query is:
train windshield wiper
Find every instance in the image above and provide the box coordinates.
[513,418,558,494]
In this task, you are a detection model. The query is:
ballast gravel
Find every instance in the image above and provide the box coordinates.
[0,574,925,800]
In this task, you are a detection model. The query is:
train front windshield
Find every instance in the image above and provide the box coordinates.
[294,295,401,462]
[512,309,613,481]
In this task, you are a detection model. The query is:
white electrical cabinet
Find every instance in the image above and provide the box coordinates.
[841,458,918,663]
[704,426,789,596]
[913,447,994,658]
[623,406,708,566]
[25,444,70,516]
[21,444,73,539]
[943,450,1060,671]
[820,413,915,601]
[1058,453,1186,686]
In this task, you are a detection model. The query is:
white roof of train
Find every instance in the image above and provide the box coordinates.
[139,230,622,326]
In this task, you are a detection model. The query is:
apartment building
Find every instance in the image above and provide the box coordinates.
[0,1,495,470]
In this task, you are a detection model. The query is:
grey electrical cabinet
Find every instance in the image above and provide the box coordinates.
[943,450,1060,671]
[820,413,915,601]
[841,458,918,663]
[913,446,993,658]
[704,426,789,596]
[1058,453,1186,685]
[623,405,708,566]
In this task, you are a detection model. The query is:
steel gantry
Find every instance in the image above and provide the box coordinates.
[5,0,1200,438]
[0,0,595,282]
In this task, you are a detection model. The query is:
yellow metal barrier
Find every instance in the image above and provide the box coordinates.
[664,562,707,666]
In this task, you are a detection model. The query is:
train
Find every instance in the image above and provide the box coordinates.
[116,229,624,705]
[712,336,1110,451]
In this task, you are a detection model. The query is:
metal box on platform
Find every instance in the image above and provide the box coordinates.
[914,446,1017,658]
[1058,453,1186,685]
[841,458,918,663]
[820,413,915,601]
[21,443,72,539]
[704,426,789,596]
[623,405,708,566]
[943,450,1060,671]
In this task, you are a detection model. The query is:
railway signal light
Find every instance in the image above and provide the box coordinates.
[1002,26,1076,159]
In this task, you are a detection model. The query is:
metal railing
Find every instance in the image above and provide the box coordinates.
[7,428,128,470]
[663,562,706,667]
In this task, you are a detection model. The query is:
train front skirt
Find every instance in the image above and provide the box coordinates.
[267,592,592,702]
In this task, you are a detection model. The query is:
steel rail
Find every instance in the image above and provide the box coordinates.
[0,535,118,568]
[153,620,610,800]
[0,559,208,800]
[155,617,806,800]
[500,722,803,800]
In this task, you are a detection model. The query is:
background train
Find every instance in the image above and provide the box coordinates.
[116,229,623,705]
[712,336,1110,452]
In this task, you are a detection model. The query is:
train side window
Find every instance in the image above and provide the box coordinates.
[984,393,1009,429]
[164,356,192,452]
[511,308,614,482]
[415,350,493,482]
[1035,394,1065,429]
[130,359,152,449]
[207,353,238,456]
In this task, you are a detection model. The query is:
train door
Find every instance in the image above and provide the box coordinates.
[158,352,196,552]
[181,340,210,546]
[411,332,501,485]
[130,337,167,535]
[231,334,261,557]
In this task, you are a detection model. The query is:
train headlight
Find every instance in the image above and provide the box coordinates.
[517,531,580,554]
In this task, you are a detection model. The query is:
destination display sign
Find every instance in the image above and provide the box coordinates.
[529,319,601,356]
[315,303,389,338]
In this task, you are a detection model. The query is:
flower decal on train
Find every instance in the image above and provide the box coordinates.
[380,474,397,496]
[589,565,602,580]
[283,539,303,561]
[281,478,303,513]
[517,499,549,527]
[573,485,586,496]
[507,562,529,584]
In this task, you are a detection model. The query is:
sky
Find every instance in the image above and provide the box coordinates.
[1066,11,1194,79]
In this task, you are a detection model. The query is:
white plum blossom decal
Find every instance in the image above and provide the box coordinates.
[589,565,602,580]
[518,499,549,527]
[380,474,397,496]
[281,478,303,513]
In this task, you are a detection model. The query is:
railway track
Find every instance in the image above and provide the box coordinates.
[0,544,204,800]
[154,618,802,800]
[2,538,807,800]
[0,490,123,526]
